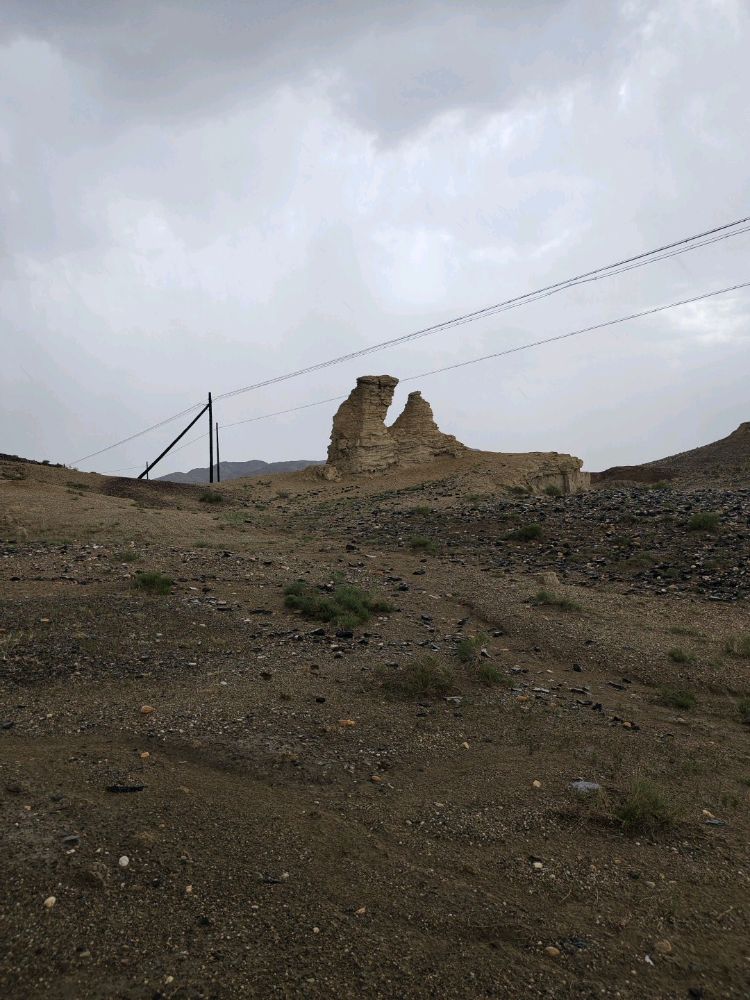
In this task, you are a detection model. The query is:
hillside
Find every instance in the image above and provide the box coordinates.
[157,457,323,484]
[594,421,750,486]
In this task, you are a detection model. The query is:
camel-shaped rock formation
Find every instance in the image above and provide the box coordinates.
[324,375,467,475]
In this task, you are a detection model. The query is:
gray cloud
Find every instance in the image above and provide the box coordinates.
[1,0,749,473]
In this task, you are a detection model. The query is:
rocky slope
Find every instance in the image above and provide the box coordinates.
[595,421,750,487]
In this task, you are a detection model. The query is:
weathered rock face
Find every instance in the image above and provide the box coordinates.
[389,391,467,466]
[326,376,466,475]
[325,375,400,474]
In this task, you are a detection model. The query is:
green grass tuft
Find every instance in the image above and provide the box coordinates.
[507,523,543,542]
[725,634,750,659]
[199,491,223,504]
[656,686,697,711]
[382,656,455,699]
[284,579,392,629]
[409,535,438,555]
[132,571,173,595]
[543,484,562,497]
[687,511,720,533]
[455,633,490,664]
[667,647,696,665]
[531,590,581,612]
[615,779,677,835]
[114,549,140,563]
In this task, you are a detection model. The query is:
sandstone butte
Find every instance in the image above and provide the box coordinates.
[320,374,590,494]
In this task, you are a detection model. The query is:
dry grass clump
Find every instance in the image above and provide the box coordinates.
[199,491,223,504]
[668,647,696,665]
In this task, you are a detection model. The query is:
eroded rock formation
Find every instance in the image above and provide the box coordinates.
[322,373,589,494]
[325,375,466,475]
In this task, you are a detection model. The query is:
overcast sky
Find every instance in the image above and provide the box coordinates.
[2,0,749,475]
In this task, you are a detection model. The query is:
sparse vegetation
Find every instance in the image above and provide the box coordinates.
[543,484,562,497]
[668,646,696,665]
[284,579,392,629]
[738,697,750,725]
[413,505,431,515]
[113,549,140,563]
[276,491,290,500]
[725,633,750,658]
[615,779,677,835]
[476,662,509,686]
[687,511,720,532]
[199,491,224,504]
[409,535,438,555]
[382,656,455,698]
[531,589,581,612]
[455,633,490,664]
[132,571,173,595]
[669,625,704,638]
[507,522,542,542]
[656,686,697,710]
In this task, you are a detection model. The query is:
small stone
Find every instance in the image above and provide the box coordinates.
[355,906,367,916]
[545,946,561,958]
[654,939,672,955]
[532,861,544,870]
[140,705,155,715]
[43,896,56,909]
[339,719,356,727]
[370,775,383,783]
[140,751,150,760]
[118,856,130,868]
[312,926,320,934]
[532,780,542,789]
[570,780,601,795]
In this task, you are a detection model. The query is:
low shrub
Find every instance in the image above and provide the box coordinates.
[543,484,562,497]
[114,549,140,563]
[199,491,223,504]
[738,697,750,725]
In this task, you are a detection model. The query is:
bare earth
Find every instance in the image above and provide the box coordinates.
[1,455,749,999]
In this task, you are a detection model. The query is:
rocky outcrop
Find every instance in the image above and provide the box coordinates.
[325,376,466,475]
[325,375,400,474]
[322,374,589,493]
[389,391,467,466]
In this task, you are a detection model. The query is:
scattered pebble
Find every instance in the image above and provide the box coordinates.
[43,896,56,909]
[118,856,130,868]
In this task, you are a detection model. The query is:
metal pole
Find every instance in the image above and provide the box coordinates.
[137,402,210,479]
[216,422,221,483]
[208,392,214,484]
[145,462,149,481]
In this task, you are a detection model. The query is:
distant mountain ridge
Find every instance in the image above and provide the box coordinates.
[157,458,323,484]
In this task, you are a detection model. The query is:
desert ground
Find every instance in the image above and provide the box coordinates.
[1,454,749,999]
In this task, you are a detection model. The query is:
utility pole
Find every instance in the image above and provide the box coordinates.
[145,461,149,481]
[215,423,221,483]
[137,401,210,480]
[208,392,214,484]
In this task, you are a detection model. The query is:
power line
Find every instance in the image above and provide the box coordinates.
[109,277,749,476]
[213,217,750,403]
[75,214,750,466]
[175,277,750,439]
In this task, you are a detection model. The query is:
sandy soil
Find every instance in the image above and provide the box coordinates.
[1,458,748,999]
